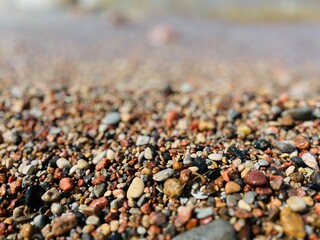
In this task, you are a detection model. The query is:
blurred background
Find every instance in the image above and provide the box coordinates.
[0,0,320,95]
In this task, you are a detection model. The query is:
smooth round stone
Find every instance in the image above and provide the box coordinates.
[77,159,89,170]
[301,152,318,169]
[153,168,174,182]
[21,223,34,238]
[56,158,72,169]
[253,139,271,150]
[144,147,153,160]
[86,215,101,226]
[243,191,255,204]
[22,165,34,175]
[136,135,150,146]
[93,184,106,198]
[238,199,251,211]
[280,208,306,239]
[285,166,295,176]
[208,153,223,161]
[106,149,115,160]
[183,152,192,165]
[41,187,60,202]
[194,207,214,219]
[287,196,307,212]
[51,203,63,215]
[258,159,269,167]
[33,214,49,229]
[102,112,121,125]
[97,223,110,235]
[137,226,147,235]
[282,106,313,120]
[113,189,125,199]
[225,181,241,194]
[244,170,268,186]
[276,141,296,153]
[25,185,44,210]
[127,177,145,199]
[92,151,106,165]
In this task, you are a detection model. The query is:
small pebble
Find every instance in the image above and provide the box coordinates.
[56,158,72,169]
[208,153,223,161]
[106,149,115,160]
[102,112,121,125]
[144,147,153,160]
[59,178,74,192]
[301,152,318,169]
[92,151,106,165]
[276,141,296,153]
[136,135,150,146]
[21,223,33,238]
[41,187,60,202]
[77,159,89,170]
[127,177,145,199]
[225,181,241,194]
[153,168,175,182]
[86,215,100,226]
[286,196,307,212]
[244,170,268,186]
[163,178,184,198]
[194,207,214,219]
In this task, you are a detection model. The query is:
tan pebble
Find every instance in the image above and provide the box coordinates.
[113,189,125,199]
[142,215,151,228]
[106,149,115,160]
[110,220,119,232]
[241,168,251,178]
[97,223,110,235]
[21,223,33,238]
[127,177,144,199]
[179,169,192,183]
[238,199,251,211]
[163,178,184,198]
[141,167,152,175]
[303,196,314,207]
[225,181,241,194]
[280,207,306,239]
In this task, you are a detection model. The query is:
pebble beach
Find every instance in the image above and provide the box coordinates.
[0,6,320,240]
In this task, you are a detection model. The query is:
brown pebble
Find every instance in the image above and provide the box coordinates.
[163,178,184,199]
[10,179,22,195]
[225,181,241,194]
[292,135,310,150]
[174,206,193,227]
[179,169,192,183]
[90,197,109,209]
[280,207,306,239]
[185,218,198,230]
[51,214,78,236]
[244,170,268,186]
[21,223,33,238]
[59,178,74,192]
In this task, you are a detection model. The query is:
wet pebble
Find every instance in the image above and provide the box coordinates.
[21,223,33,239]
[41,187,60,202]
[276,141,296,153]
[282,106,313,120]
[225,181,241,194]
[253,139,271,150]
[59,178,74,192]
[244,170,268,186]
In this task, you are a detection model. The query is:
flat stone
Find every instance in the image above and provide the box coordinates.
[208,153,223,161]
[106,149,115,160]
[174,206,193,227]
[102,112,121,125]
[253,139,271,150]
[22,165,34,175]
[238,199,251,211]
[51,213,78,236]
[136,135,150,146]
[282,106,313,120]
[172,219,236,240]
[153,168,175,182]
[276,141,296,153]
[56,158,72,169]
[92,151,106,164]
[127,177,145,199]
[244,170,268,186]
[286,196,307,212]
[301,152,318,169]
[41,187,60,202]
[144,147,153,160]
[243,191,255,204]
[258,159,269,167]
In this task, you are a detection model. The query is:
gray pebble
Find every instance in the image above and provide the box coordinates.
[282,106,313,120]
[153,168,174,181]
[102,112,121,125]
[243,191,256,204]
[22,165,34,175]
[194,207,214,219]
[93,183,106,198]
[276,140,296,153]
[92,151,106,164]
[258,159,269,167]
[33,214,48,229]
[136,135,150,146]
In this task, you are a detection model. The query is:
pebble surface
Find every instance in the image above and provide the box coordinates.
[0,87,319,239]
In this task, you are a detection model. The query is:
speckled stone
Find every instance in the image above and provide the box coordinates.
[244,170,268,186]
[51,214,78,236]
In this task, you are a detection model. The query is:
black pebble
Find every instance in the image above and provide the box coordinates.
[253,139,271,150]
[49,156,59,168]
[227,146,247,160]
[110,232,123,240]
[193,157,208,174]
[25,185,45,210]
[74,211,86,225]
[206,169,221,180]
[82,233,94,240]
[291,156,306,168]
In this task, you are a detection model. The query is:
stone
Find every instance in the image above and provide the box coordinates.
[244,170,268,186]
[51,214,78,236]
[253,139,271,150]
[22,165,34,175]
[93,183,106,198]
[51,203,63,215]
[280,207,306,239]
[136,135,150,146]
[153,168,175,182]
[183,152,192,165]
[92,151,106,165]
[25,185,44,210]
[89,197,109,208]
[243,191,255,204]
[225,181,241,194]
[21,223,33,238]
[286,196,307,212]
[86,215,100,226]
[59,178,74,192]
[97,223,110,235]
[113,189,125,199]
[102,112,121,125]
[238,199,251,211]
[194,207,214,219]
[301,152,318,169]
[127,177,144,199]
[163,178,184,198]
[282,106,313,120]
[144,147,153,160]
[174,206,193,227]
[208,153,223,161]
[41,187,60,202]
[291,156,306,167]
[276,141,296,153]
[56,158,72,169]
[77,159,89,170]
[292,135,310,150]
[193,157,208,174]
[106,149,115,160]
[258,159,269,167]
[33,214,49,229]
[172,219,236,240]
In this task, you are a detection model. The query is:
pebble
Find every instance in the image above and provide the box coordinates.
[172,219,236,240]
[135,135,150,146]
[153,168,175,182]
[282,106,313,120]
[291,156,306,167]
[127,177,145,199]
[97,223,110,235]
[293,135,310,150]
[244,170,268,186]
[253,139,271,150]
[208,153,223,161]
[92,151,106,165]
[183,152,192,165]
[174,206,193,227]
[258,159,269,167]
[194,207,214,219]
[225,181,241,194]
[25,185,44,210]
[56,158,72,169]
[286,196,307,212]
[41,187,60,202]
[280,207,306,239]
[21,223,33,238]
[163,178,184,198]
[51,203,63,215]
[77,159,89,170]
[59,178,74,192]
[33,214,49,229]
[301,152,319,169]
[51,214,78,236]
[22,165,34,175]
[238,199,251,211]
[137,226,147,235]
[144,147,153,160]
[243,191,255,204]
[86,215,100,226]
[102,112,121,125]
[106,149,115,160]
[93,183,106,198]
[276,141,296,153]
